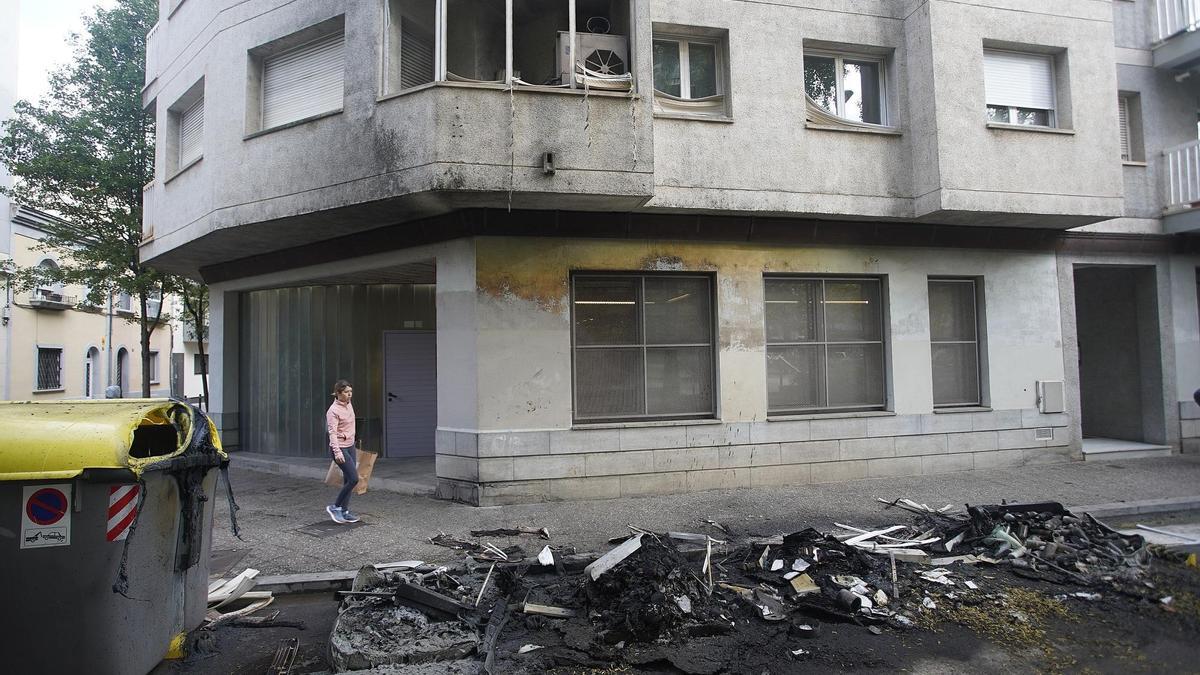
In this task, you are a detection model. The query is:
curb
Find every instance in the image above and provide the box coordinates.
[232,454,435,497]
[1070,495,1200,520]
[250,494,1200,596]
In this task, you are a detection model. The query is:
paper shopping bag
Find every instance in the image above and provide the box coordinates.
[354,450,379,495]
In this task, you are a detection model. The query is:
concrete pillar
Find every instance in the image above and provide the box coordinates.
[433,239,481,501]
[208,286,240,450]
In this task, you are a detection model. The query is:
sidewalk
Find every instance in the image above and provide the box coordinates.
[211,453,1200,576]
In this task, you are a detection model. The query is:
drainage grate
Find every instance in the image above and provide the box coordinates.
[296,520,367,538]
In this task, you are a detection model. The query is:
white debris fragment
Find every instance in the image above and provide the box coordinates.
[675,595,693,614]
[771,559,784,572]
[783,571,800,580]
[519,645,544,654]
[919,568,955,586]
[537,546,555,566]
[1073,592,1101,601]
[790,648,810,657]
[874,589,889,606]
[922,596,937,610]
[792,558,811,572]
[965,581,979,590]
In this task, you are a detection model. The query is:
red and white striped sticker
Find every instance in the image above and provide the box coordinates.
[107,485,139,542]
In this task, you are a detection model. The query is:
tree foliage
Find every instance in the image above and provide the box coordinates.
[0,0,173,397]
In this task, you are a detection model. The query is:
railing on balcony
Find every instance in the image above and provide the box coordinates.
[1164,139,1200,211]
[1157,0,1200,41]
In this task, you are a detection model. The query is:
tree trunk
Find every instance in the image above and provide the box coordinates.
[139,290,151,397]
[181,285,210,411]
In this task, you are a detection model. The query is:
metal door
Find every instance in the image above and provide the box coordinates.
[383,331,437,458]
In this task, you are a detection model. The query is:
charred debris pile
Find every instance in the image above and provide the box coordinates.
[328,500,1181,674]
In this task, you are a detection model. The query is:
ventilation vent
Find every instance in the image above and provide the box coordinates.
[1034,427,1054,441]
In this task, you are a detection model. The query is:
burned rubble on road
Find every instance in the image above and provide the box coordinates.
[325,499,1200,674]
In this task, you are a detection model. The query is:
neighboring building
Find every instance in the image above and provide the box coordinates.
[0,0,19,393]
[168,293,208,405]
[1,207,173,400]
[142,0,1200,505]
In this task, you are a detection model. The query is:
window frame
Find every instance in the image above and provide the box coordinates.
[35,346,64,392]
[149,350,161,385]
[194,353,209,376]
[764,275,888,415]
[804,50,889,126]
[570,272,718,424]
[652,36,726,99]
[927,277,984,408]
[983,48,1057,129]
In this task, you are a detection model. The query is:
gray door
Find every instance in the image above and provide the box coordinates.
[383,331,437,458]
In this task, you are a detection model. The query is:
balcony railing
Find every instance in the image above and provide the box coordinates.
[1164,139,1200,212]
[1157,0,1200,41]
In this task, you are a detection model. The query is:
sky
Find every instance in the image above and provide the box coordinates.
[15,0,118,103]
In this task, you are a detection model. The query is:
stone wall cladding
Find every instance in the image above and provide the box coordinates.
[435,408,1074,505]
[1181,401,1200,455]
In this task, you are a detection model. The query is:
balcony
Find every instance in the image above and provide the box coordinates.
[28,291,75,310]
[1163,139,1200,232]
[1154,0,1200,71]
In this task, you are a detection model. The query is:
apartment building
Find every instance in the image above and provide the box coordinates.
[2,206,173,400]
[141,0,1200,505]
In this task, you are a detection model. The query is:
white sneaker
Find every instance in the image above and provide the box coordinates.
[326,505,347,524]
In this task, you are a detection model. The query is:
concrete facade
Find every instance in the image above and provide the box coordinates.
[143,0,1200,503]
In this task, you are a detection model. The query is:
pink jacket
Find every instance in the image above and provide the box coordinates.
[326,400,356,460]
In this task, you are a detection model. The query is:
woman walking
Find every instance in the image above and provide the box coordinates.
[326,379,361,523]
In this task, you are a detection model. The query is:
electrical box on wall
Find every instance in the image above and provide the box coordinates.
[1036,380,1065,414]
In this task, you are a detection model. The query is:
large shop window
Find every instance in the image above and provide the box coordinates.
[572,274,715,422]
[383,0,632,92]
[765,277,886,414]
[928,278,983,407]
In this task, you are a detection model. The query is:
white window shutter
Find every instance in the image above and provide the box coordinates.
[178,96,204,165]
[262,31,345,129]
[1118,96,1130,161]
[984,50,1054,110]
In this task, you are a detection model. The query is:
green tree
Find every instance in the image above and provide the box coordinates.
[0,0,169,397]
[178,278,210,410]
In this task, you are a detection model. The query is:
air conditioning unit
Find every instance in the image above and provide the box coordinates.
[557,31,628,84]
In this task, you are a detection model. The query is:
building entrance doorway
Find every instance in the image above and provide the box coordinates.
[1073,266,1167,455]
[383,331,437,458]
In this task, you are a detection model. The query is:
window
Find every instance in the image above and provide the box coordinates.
[652,31,728,116]
[178,96,203,167]
[765,277,886,414]
[194,353,209,375]
[248,19,346,134]
[984,49,1055,127]
[1118,92,1145,162]
[33,259,63,301]
[36,347,63,391]
[383,1,631,91]
[572,274,715,421]
[149,351,160,384]
[383,0,436,93]
[804,51,886,125]
[928,279,983,407]
[116,292,133,313]
[146,290,163,319]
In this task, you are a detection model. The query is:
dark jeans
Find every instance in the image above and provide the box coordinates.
[333,446,359,510]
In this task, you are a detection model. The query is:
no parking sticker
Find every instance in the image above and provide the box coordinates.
[20,484,72,549]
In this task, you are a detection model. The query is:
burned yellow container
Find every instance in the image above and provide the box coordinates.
[0,400,228,675]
